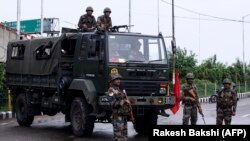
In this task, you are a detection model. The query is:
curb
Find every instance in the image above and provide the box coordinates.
[199,92,250,104]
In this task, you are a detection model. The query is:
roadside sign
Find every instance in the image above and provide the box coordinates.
[4,19,41,34]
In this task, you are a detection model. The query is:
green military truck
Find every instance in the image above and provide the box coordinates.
[6,28,176,136]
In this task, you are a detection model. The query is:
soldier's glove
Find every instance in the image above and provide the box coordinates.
[231,111,236,116]
[83,24,87,28]
[189,97,196,102]
[124,99,130,105]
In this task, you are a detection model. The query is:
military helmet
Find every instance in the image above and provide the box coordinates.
[110,73,122,82]
[185,73,194,79]
[104,7,111,13]
[223,78,231,84]
[86,6,93,12]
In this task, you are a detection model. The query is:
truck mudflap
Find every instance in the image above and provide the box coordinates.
[98,95,176,110]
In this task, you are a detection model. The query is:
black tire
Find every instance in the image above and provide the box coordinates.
[70,97,95,137]
[210,95,217,103]
[15,94,34,127]
[133,109,158,135]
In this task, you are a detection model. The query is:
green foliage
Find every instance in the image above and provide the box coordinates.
[0,63,6,91]
[0,63,7,111]
[168,47,250,96]
[168,47,250,84]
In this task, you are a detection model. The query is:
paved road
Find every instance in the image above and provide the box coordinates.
[0,98,249,141]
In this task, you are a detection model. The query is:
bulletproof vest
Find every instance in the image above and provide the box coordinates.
[182,84,198,105]
[218,89,233,108]
[98,15,112,30]
[110,87,130,116]
[83,14,95,27]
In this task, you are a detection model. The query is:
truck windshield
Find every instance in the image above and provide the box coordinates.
[108,35,167,64]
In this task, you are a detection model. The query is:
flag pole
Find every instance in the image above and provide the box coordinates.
[171,0,176,84]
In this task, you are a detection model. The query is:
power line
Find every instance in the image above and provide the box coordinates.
[161,0,250,23]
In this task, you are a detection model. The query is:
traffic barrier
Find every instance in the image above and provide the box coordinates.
[0,111,13,120]
[200,92,250,104]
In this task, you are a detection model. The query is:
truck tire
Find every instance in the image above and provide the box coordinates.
[15,94,34,127]
[133,109,158,135]
[70,97,95,137]
[210,95,217,103]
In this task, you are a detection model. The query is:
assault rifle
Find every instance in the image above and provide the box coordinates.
[123,90,135,122]
[110,25,134,32]
[188,86,206,124]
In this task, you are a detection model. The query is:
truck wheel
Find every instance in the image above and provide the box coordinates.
[210,95,217,103]
[70,97,95,137]
[15,94,34,127]
[134,109,158,135]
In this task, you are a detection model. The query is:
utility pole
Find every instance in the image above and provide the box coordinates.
[157,0,160,33]
[41,0,44,36]
[242,14,250,90]
[171,0,176,84]
[17,0,21,39]
[242,14,250,75]
[129,0,131,32]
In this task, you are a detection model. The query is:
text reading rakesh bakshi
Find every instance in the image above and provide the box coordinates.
[149,126,249,141]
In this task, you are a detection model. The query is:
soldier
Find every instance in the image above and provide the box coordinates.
[128,40,145,61]
[216,78,237,125]
[181,73,203,125]
[108,73,130,141]
[78,6,96,32]
[231,82,239,101]
[97,7,112,32]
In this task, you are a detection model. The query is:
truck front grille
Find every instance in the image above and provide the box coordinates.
[121,81,159,96]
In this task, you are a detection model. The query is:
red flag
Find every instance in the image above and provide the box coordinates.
[171,70,181,114]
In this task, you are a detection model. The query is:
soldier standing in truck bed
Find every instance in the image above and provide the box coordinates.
[97,7,112,32]
[78,6,96,32]
[181,73,203,125]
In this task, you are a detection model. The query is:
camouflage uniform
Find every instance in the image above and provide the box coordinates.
[97,8,112,32]
[181,73,202,125]
[108,74,130,141]
[216,79,237,125]
[78,7,96,32]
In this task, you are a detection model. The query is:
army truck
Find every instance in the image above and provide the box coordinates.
[6,28,176,136]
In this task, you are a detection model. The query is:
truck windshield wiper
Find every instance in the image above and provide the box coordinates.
[125,60,145,63]
[148,59,163,63]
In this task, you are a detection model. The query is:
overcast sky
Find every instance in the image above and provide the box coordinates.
[1,0,250,65]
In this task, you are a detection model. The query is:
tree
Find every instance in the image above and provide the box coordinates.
[168,47,197,79]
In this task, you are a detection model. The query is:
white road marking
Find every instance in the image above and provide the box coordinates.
[0,123,8,126]
[241,114,250,118]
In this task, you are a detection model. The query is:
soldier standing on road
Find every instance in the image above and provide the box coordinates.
[216,79,237,125]
[108,73,130,141]
[181,73,203,125]
[78,6,96,32]
[97,7,112,32]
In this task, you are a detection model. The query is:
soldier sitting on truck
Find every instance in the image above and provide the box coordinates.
[78,6,96,32]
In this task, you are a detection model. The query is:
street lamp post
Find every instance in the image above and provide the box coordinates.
[17,0,21,39]
[242,14,250,92]
[242,14,250,75]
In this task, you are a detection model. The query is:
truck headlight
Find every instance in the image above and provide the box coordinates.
[159,88,166,94]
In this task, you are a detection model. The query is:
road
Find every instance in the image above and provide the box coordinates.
[0,98,249,141]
